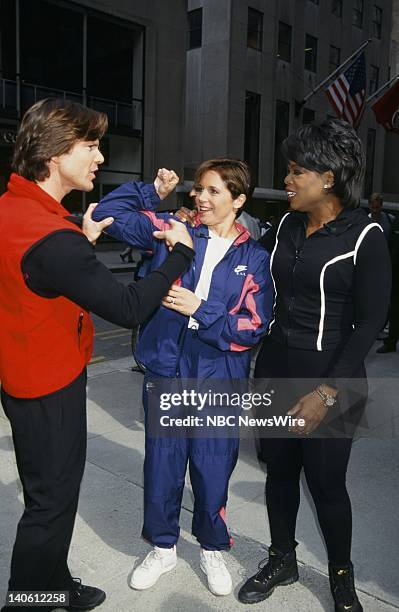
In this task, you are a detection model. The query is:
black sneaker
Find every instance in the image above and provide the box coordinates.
[238,546,298,604]
[67,578,106,610]
[329,562,363,612]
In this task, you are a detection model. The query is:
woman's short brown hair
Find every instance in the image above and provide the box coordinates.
[194,158,254,200]
[13,98,108,181]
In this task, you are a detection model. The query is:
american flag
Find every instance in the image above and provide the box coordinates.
[326,52,366,128]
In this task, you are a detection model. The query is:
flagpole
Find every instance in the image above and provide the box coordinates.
[366,73,399,105]
[295,39,372,115]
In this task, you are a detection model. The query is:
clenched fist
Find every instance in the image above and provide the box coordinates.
[154,168,179,200]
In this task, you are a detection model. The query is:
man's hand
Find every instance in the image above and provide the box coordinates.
[153,218,193,250]
[287,391,328,435]
[82,203,114,245]
[162,286,201,316]
[175,206,197,227]
[154,168,179,200]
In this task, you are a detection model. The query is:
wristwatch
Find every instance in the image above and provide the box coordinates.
[314,385,337,408]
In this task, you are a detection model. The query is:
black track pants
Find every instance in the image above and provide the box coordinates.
[255,338,365,565]
[1,370,87,592]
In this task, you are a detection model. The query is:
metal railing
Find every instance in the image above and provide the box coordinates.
[0,78,142,133]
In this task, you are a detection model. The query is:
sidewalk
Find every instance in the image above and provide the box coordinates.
[1,347,399,611]
[95,246,137,274]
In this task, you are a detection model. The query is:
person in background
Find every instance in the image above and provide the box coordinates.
[131,250,154,373]
[236,209,263,239]
[0,98,194,612]
[120,244,134,263]
[368,192,395,248]
[376,236,399,353]
[369,194,399,354]
[238,119,391,612]
[93,159,273,598]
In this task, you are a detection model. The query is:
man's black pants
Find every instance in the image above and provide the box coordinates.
[1,370,87,592]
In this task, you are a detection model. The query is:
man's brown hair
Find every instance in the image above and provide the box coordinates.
[194,158,253,200]
[13,98,108,181]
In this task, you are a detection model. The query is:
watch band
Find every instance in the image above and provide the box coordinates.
[314,386,337,408]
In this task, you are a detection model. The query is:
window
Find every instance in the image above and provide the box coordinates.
[20,0,83,92]
[364,129,376,197]
[187,8,202,50]
[0,0,16,80]
[247,8,263,51]
[87,16,141,104]
[273,100,290,189]
[352,0,364,28]
[369,65,379,95]
[305,35,318,73]
[278,22,292,62]
[332,0,342,17]
[302,108,315,124]
[244,92,261,185]
[329,45,341,73]
[372,5,382,39]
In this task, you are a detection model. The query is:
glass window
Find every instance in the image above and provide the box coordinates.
[244,91,261,185]
[372,5,382,39]
[0,0,16,80]
[187,8,202,50]
[353,0,364,28]
[273,100,290,189]
[302,108,315,124]
[329,45,341,73]
[20,0,83,93]
[332,0,343,17]
[278,22,292,62]
[247,8,263,51]
[305,34,318,73]
[369,65,379,95]
[87,15,140,103]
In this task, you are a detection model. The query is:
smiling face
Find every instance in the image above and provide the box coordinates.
[52,139,104,194]
[284,161,334,212]
[192,170,245,233]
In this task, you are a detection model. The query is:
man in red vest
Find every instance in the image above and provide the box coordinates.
[0,98,194,611]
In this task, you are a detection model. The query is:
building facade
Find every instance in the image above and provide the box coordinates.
[381,0,399,197]
[185,0,395,216]
[0,0,187,210]
[1,0,397,215]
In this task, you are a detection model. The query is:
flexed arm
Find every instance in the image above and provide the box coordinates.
[92,169,180,250]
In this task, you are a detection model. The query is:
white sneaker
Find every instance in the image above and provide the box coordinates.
[200,548,233,596]
[130,545,177,590]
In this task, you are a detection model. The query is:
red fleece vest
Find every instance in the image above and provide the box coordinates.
[0,174,94,398]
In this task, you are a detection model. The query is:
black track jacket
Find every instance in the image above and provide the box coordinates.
[260,207,391,379]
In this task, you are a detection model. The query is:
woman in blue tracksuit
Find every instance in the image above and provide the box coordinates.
[93,159,273,596]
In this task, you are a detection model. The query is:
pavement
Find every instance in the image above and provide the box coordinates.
[95,245,137,274]
[1,248,399,611]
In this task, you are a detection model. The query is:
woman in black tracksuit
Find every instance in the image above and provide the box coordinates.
[238,119,391,612]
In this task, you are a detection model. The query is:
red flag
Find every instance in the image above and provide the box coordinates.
[326,53,366,128]
[371,79,399,133]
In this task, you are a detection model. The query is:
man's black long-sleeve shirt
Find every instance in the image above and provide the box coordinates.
[22,230,194,328]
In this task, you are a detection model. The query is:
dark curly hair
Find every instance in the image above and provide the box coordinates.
[281,118,365,209]
[13,98,108,182]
